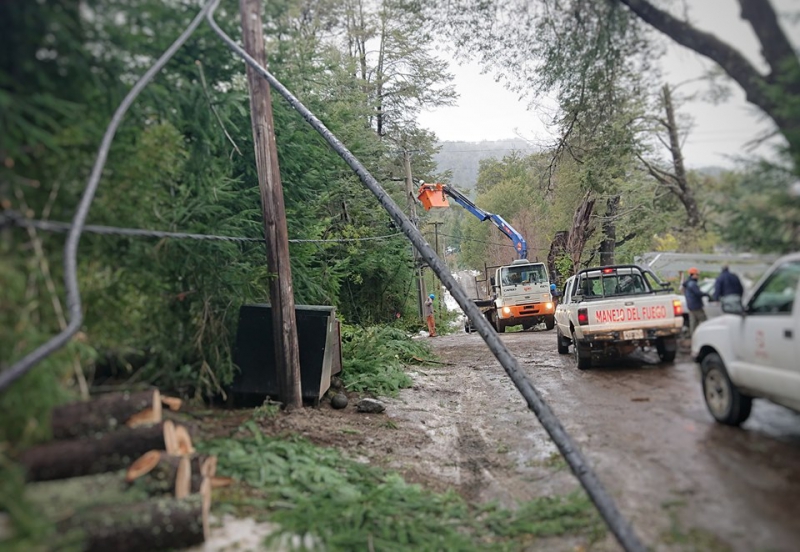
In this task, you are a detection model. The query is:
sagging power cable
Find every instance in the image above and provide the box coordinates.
[2,212,403,244]
[206,2,645,550]
[0,0,218,393]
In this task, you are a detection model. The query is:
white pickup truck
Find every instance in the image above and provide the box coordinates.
[555,265,684,369]
[692,252,800,426]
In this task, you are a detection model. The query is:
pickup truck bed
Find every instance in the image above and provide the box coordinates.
[555,265,683,369]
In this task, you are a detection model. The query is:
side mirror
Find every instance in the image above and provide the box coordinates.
[490,277,496,287]
[720,295,744,315]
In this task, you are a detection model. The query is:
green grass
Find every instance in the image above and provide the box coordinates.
[199,422,605,551]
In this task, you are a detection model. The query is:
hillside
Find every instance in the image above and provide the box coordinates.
[434,139,538,190]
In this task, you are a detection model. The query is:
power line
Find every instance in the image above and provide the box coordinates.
[0,0,217,393]
[2,212,403,244]
[207,4,646,548]
[436,231,551,252]
[437,147,538,153]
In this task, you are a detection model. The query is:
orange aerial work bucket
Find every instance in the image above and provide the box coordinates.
[417,183,449,210]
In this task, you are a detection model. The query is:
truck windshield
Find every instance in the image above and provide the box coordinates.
[576,270,649,298]
[501,264,547,286]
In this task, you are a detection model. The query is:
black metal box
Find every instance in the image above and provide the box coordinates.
[231,304,341,403]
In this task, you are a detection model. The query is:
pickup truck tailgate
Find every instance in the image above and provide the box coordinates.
[584,296,682,333]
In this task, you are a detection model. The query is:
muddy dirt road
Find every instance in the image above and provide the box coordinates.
[385,330,800,552]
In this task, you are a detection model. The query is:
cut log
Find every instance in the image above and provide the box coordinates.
[125,450,162,482]
[25,466,194,522]
[189,455,217,494]
[210,476,233,489]
[163,411,201,438]
[163,420,178,455]
[51,389,162,439]
[125,407,160,428]
[175,455,191,499]
[199,455,217,478]
[58,493,209,552]
[25,472,149,522]
[126,452,190,497]
[200,476,211,538]
[174,425,194,455]
[161,395,183,411]
[127,451,214,497]
[19,423,168,481]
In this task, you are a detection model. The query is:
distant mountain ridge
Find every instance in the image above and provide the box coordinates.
[434,139,538,190]
[433,140,725,191]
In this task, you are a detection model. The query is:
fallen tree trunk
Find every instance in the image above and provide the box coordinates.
[25,472,149,521]
[19,423,168,481]
[57,488,210,552]
[25,462,198,521]
[51,389,162,439]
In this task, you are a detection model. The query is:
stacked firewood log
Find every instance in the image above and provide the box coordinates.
[17,389,228,551]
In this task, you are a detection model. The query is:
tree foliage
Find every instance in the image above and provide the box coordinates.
[433,0,800,173]
[714,163,800,253]
[1,0,454,439]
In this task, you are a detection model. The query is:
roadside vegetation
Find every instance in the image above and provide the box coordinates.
[340,325,433,396]
[200,422,605,551]
[2,0,798,549]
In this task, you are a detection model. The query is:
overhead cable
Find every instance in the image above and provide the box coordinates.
[0,0,217,393]
[206,2,644,550]
[3,212,402,244]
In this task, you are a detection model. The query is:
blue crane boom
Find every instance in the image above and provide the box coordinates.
[416,182,528,260]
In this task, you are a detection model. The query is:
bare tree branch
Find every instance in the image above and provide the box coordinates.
[738,0,800,83]
[615,0,771,113]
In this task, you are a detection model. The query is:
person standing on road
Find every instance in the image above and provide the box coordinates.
[425,293,437,337]
[713,265,744,301]
[550,283,560,306]
[683,267,710,336]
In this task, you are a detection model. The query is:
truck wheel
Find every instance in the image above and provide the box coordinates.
[656,337,677,363]
[572,332,592,370]
[495,318,506,333]
[701,352,752,426]
[556,327,569,355]
[544,315,555,331]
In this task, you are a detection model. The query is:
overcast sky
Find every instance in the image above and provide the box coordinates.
[418,1,795,168]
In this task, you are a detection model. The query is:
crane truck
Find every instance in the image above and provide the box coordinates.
[417,182,555,332]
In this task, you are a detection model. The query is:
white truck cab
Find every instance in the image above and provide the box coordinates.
[692,253,800,425]
[490,259,554,332]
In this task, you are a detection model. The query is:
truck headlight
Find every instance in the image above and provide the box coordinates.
[502,306,511,315]
[545,302,553,310]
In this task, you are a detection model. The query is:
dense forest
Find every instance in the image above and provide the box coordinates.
[2,0,799,442]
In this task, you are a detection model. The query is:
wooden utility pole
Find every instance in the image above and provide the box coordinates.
[403,149,425,320]
[431,221,443,317]
[240,0,302,409]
